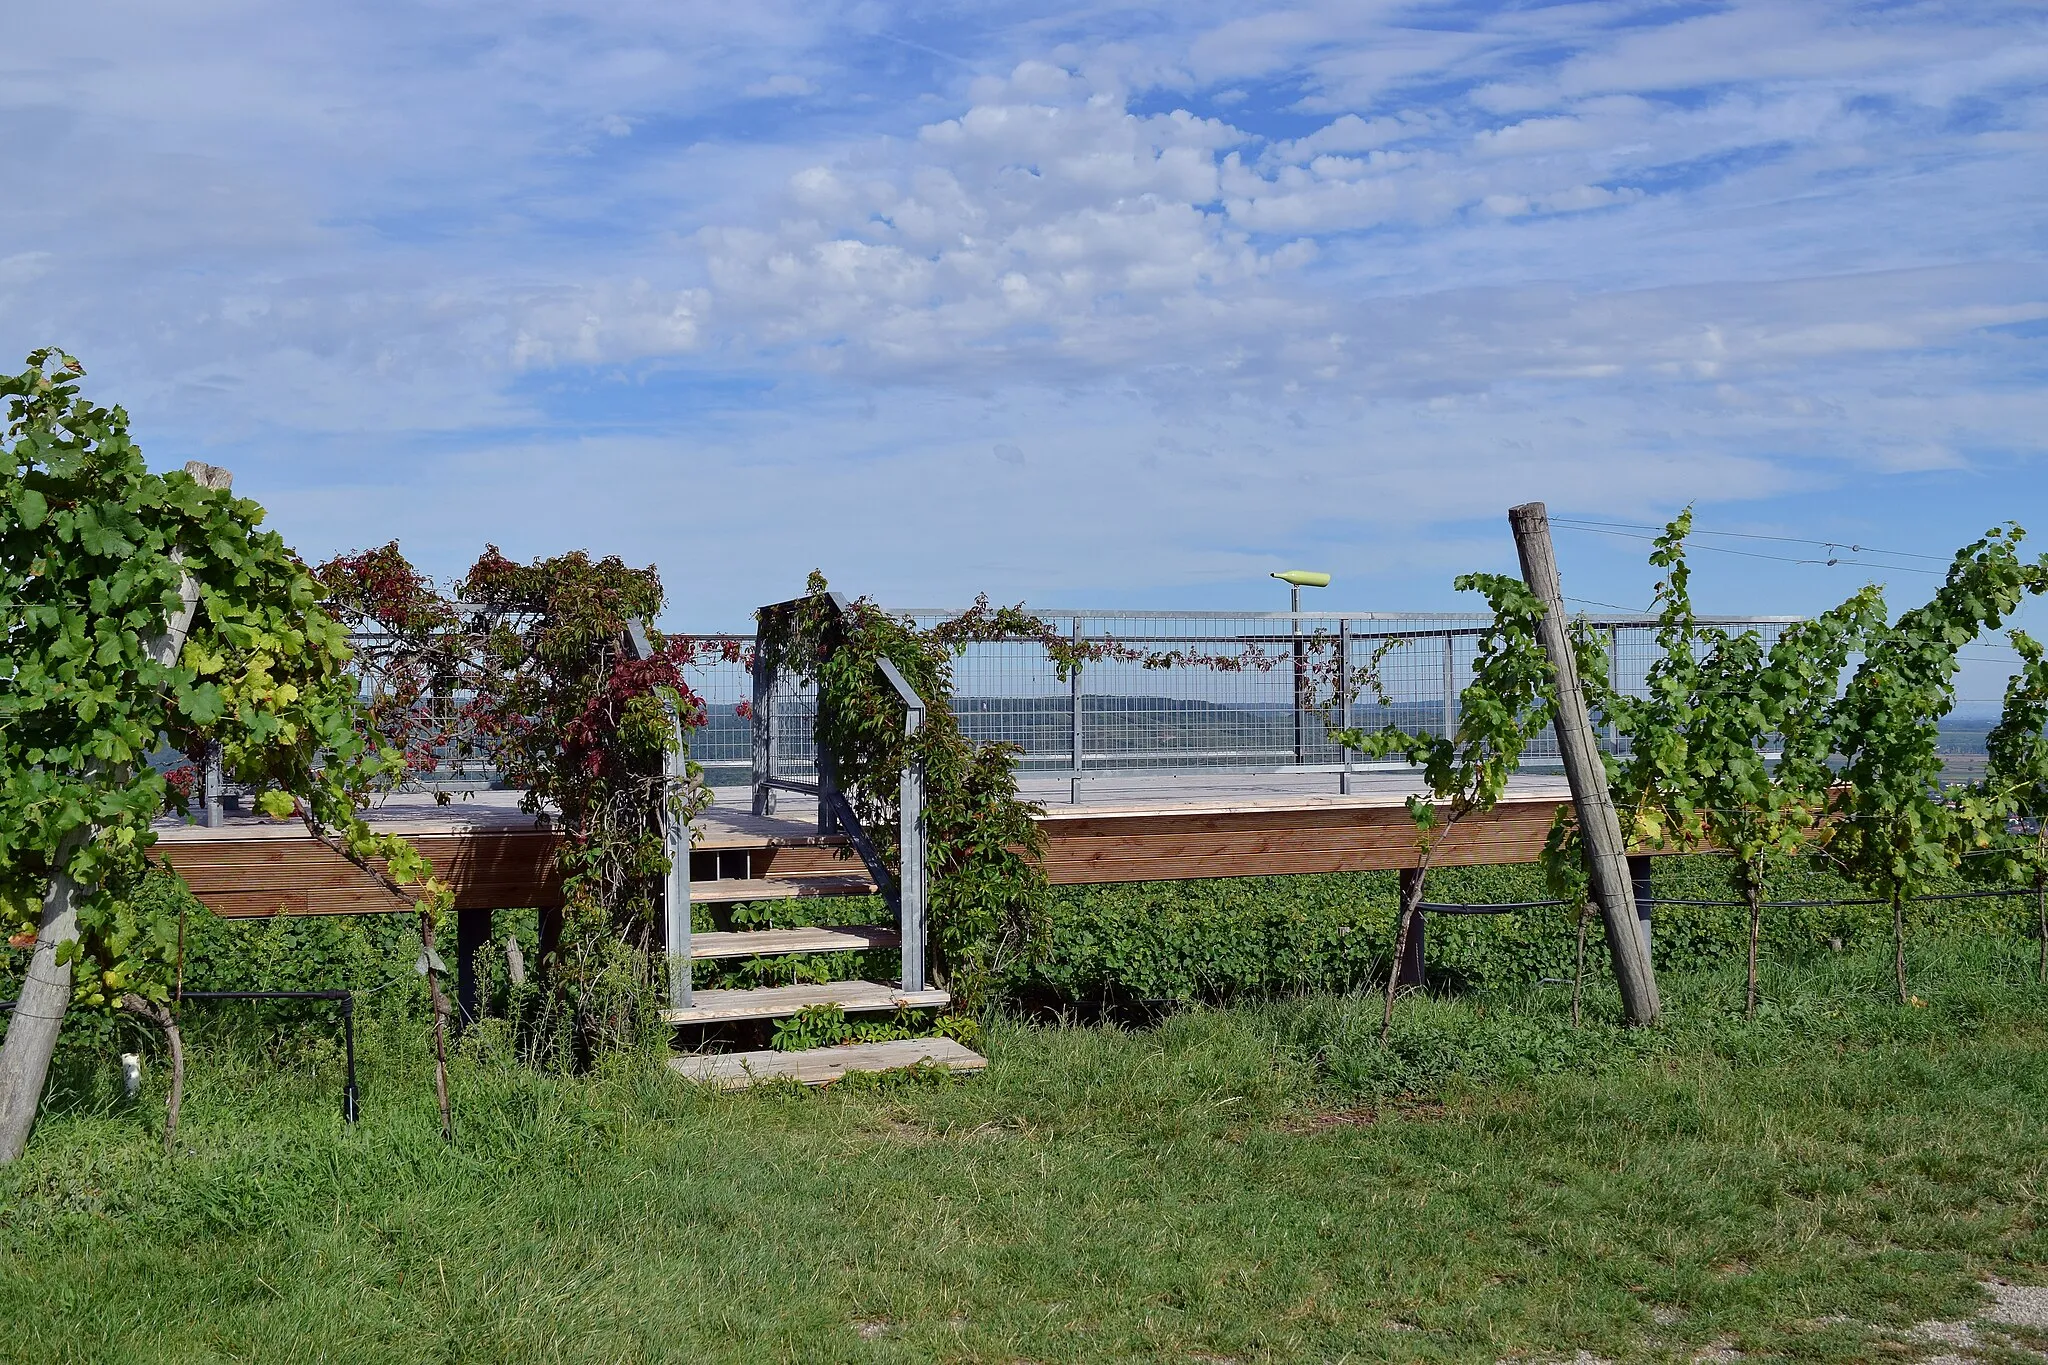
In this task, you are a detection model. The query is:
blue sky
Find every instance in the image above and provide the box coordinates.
[4,1,2045,693]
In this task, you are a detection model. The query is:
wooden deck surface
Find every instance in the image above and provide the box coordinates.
[152,773,1586,919]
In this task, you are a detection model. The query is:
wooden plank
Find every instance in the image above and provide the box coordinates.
[158,830,563,917]
[658,981,951,1025]
[669,1037,985,1089]
[1035,801,1567,884]
[152,785,1691,921]
[753,845,861,877]
[694,806,844,850]
[689,874,876,904]
[691,925,899,960]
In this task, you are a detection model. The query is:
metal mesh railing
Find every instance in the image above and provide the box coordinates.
[676,635,756,786]
[745,609,1801,802]
[343,610,1802,798]
[907,610,1795,776]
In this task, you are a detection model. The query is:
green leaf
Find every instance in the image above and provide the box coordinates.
[177,681,226,725]
[16,487,47,530]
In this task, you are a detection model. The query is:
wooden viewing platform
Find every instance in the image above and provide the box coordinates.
[153,770,1610,1088]
[154,771,1581,920]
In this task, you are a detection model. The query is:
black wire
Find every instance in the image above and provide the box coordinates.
[1404,886,2042,915]
[1552,521,1945,576]
[1549,516,1951,562]
[1418,900,1567,914]
[0,989,362,1123]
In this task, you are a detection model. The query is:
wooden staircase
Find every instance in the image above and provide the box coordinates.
[638,605,984,1089]
[666,856,947,1026]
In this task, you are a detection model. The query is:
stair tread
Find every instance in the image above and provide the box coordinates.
[659,980,950,1025]
[690,874,877,904]
[690,925,899,960]
[669,1037,985,1089]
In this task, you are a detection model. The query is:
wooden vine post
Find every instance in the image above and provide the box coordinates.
[1508,502,1661,1027]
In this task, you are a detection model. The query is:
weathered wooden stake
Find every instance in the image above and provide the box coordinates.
[455,905,491,1026]
[1397,870,1427,989]
[1508,502,1661,1026]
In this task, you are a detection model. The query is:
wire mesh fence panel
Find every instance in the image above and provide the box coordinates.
[892,608,1802,794]
[338,609,1802,802]
[678,635,756,788]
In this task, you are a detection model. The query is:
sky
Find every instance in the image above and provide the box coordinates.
[3,1,2045,694]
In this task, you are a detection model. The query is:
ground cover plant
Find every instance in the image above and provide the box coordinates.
[4,939,2047,1364]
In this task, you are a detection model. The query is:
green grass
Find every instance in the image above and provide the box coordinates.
[5,944,2048,1363]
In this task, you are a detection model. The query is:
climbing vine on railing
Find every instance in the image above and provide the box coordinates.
[315,544,716,1064]
[762,575,1048,1009]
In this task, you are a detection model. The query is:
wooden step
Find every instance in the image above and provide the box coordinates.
[689,874,876,904]
[659,980,950,1025]
[690,925,899,960]
[670,1037,987,1089]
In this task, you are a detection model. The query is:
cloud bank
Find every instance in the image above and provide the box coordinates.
[2,1,2044,676]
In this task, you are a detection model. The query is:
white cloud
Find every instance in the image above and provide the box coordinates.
[746,73,817,97]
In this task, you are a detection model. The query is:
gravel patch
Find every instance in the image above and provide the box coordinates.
[1985,1281,2048,1332]
[1911,1319,1981,1349]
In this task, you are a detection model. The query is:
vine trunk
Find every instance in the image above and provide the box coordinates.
[120,995,185,1154]
[1572,898,1591,1028]
[1745,874,1764,1019]
[1894,890,1909,1005]
[421,908,452,1142]
[1380,855,1433,1045]
[2036,872,2045,985]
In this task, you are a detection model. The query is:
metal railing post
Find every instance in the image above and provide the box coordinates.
[663,717,693,1010]
[201,742,224,827]
[1338,618,1352,795]
[627,620,694,1010]
[876,657,927,994]
[1442,631,1457,741]
[1605,625,1621,755]
[1069,615,1083,805]
[751,624,776,817]
[1291,589,1305,768]
[816,690,839,836]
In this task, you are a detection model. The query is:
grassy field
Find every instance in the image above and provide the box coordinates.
[4,944,2048,1363]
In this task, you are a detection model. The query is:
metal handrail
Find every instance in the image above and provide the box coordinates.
[627,620,694,1011]
[752,593,933,995]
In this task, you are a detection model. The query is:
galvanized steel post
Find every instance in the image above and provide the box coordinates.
[627,620,693,1011]
[877,657,928,994]
[1070,615,1083,805]
[1291,585,1306,768]
[750,623,776,817]
[1338,618,1352,795]
[1442,632,1457,741]
[201,742,224,828]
